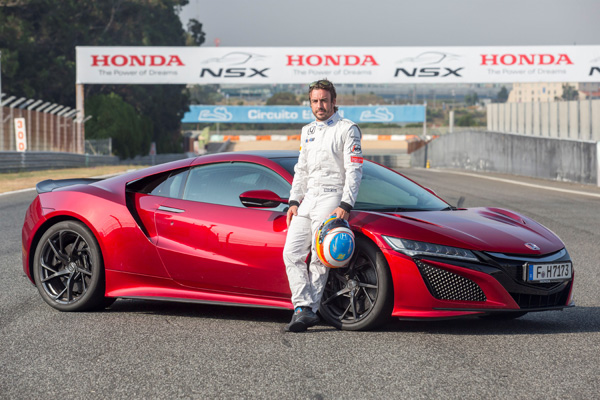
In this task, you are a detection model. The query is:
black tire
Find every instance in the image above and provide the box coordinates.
[479,312,528,320]
[32,220,107,312]
[319,237,394,331]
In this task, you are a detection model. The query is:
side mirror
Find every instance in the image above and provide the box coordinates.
[239,190,288,208]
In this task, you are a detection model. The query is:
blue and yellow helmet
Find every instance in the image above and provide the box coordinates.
[315,216,355,268]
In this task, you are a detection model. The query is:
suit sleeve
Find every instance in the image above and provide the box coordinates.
[340,125,363,211]
[288,128,308,206]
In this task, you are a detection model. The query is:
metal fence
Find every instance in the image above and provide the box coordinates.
[0,105,84,153]
[487,99,600,141]
[85,138,112,156]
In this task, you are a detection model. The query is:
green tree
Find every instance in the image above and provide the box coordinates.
[455,113,479,127]
[85,93,152,159]
[0,0,205,155]
[561,84,579,101]
[266,92,300,105]
[496,86,509,103]
[185,18,206,46]
[189,84,223,105]
[465,92,479,106]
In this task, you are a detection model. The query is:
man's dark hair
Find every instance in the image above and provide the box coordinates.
[308,79,338,112]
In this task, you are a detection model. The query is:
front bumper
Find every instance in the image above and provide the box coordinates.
[383,247,574,319]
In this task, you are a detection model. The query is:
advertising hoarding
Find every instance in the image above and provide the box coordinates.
[181,105,426,124]
[77,45,600,85]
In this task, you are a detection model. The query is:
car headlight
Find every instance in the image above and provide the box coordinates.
[382,236,478,261]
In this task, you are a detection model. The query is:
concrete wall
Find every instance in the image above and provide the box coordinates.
[411,130,598,185]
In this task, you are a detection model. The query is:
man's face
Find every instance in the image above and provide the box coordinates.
[310,88,336,121]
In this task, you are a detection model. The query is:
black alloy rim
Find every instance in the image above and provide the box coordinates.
[322,250,379,323]
[39,229,94,304]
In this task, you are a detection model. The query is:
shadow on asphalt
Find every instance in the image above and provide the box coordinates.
[104,298,599,335]
[376,306,599,335]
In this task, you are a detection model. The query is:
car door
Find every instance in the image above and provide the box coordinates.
[154,162,292,299]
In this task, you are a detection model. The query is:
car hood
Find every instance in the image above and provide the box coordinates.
[354,207,564,255]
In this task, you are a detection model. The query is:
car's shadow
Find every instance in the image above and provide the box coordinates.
[376,306,600,335]
[106,298,291,324]
[105,299,600,335]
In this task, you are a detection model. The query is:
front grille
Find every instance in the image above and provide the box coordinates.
[481,249,573,308]
[417,261,486,302]
[510,281,572,309]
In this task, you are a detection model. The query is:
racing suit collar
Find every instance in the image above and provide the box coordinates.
[314,112,340,127]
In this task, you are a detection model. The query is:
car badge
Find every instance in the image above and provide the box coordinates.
[524,243,540,250]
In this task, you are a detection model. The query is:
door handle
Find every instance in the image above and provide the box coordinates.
[158,205,185,213]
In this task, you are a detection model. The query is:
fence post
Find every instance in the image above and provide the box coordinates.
[597,141,600,187]
[590,97,593,141]
[9,106,14,150]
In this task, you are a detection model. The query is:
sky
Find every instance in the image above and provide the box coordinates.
[178,0,600,48]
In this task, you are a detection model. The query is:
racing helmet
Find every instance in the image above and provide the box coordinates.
[315,215,355,268]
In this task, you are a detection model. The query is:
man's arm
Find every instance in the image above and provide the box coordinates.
[338,124,363,217]
[287,128,308,226]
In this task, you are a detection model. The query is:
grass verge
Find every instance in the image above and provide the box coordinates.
[0,165,146,194]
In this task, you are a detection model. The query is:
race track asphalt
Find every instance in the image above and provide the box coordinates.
[1,168,599,399]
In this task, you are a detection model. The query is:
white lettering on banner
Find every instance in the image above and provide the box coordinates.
[76,46,600,84]
[248,110,299,120]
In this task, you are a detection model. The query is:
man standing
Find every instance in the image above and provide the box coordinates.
[283,80,363,332]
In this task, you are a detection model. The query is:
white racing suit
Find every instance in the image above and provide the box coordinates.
[283,112,363,312]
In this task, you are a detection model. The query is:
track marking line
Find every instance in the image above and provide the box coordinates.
[425,169,600,199]
[0,187,36,197]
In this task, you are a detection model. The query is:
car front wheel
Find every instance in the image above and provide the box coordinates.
[319,237,394,331]
[33,220,106,311]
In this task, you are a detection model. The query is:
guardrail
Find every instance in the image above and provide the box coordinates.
[0,151,204,173]
[0,151,118,173]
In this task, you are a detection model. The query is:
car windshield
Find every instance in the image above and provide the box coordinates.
[271,157,449,211]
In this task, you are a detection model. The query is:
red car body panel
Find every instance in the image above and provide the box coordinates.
[22,152,574,319]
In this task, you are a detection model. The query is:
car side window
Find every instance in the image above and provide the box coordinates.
[128,168,189,198]
[182,162,290,211]
[149,169,189,198]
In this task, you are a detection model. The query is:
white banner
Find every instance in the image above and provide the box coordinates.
[76,46,600,85]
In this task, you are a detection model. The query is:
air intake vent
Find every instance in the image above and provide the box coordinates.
[417,261,486,302]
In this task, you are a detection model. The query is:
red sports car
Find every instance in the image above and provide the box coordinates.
[22,151,574,330]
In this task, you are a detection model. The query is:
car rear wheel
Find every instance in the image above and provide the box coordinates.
[319,237,393,331]
[33,220,106,311]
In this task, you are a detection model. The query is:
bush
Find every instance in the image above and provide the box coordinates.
[85,93,152,159]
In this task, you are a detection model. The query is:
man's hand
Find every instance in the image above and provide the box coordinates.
[286,205,298,227]
[332,206,350,221]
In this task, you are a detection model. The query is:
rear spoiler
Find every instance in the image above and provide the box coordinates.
[36,178,102,194]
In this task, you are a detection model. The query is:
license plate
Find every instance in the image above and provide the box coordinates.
[524,262,572,282]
